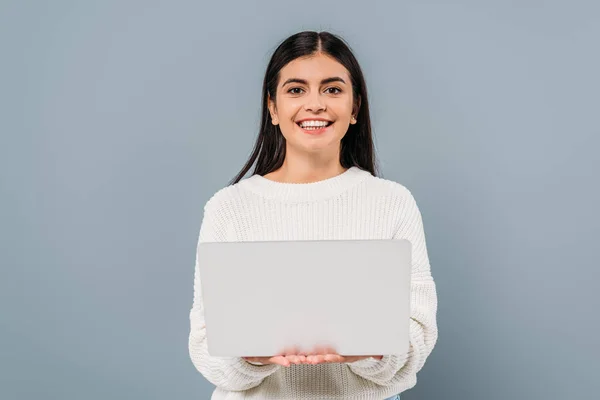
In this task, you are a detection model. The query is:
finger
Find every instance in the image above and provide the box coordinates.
[324,354,344,363]
[293,355,306,365]
[286,355,301,365]
[309,354,326,364]
[270,356,290,367]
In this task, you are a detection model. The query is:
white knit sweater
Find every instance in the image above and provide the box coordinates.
[188,166,438,399]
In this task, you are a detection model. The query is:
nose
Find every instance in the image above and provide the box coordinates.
[303,92,326,112]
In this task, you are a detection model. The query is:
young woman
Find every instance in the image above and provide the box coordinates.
[189,31,438,400]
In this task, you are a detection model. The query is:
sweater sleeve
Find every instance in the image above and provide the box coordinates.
[347,188,438,385]
[188,199,280,391]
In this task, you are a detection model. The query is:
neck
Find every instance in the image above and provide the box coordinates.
[265,150,346,184]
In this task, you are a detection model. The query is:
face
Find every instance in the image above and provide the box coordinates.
[268,53,359,156]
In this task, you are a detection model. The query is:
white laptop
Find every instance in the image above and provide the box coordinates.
[197,239,412,357]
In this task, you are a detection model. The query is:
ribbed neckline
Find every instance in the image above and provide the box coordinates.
[241,166,372,202]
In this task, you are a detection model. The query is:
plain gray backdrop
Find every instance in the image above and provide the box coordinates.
[1,1,598,399]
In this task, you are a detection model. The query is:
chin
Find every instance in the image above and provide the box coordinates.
[292,139,341,155]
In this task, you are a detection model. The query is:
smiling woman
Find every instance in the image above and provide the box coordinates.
[188,30,437,400]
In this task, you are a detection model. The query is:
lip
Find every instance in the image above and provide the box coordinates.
[296,118,333,123]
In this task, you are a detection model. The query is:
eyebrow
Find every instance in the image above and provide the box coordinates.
[281,76,346,87]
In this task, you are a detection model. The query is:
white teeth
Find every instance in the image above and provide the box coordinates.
[299,120,330,128]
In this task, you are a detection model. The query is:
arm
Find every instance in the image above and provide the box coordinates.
[188,200,280,391]
[347,189,438,385]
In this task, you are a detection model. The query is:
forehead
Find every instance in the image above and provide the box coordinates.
[279,53,350,83]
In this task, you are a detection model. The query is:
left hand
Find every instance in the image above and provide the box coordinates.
[305,354,383,364]
[304,346,383,365]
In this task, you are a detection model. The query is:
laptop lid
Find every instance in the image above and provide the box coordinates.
[197,239,412,357]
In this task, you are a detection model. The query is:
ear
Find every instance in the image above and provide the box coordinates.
[268,94,278,125]
[352,95,361,119]
[351,94,361,124]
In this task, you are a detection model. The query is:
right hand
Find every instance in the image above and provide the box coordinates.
[243,355,304,367]
[243,347,307,367]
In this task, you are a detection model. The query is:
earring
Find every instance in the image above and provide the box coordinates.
[351,116,357,124]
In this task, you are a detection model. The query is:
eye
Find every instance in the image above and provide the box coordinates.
[325,87,342,94]
[287,87,304,94]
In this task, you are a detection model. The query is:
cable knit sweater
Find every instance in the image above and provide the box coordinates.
[188,166,438,399]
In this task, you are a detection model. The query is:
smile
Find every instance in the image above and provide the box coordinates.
[296,120,334,133]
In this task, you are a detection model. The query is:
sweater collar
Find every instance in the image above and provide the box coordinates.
[240,166,372,202]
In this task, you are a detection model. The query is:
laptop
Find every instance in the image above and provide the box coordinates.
[197,239,412,357]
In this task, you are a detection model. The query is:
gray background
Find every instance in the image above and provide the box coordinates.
[1,1,598,399]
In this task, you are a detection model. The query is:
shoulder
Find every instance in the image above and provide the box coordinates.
[361,175,428,248]
[197,180,253,242]
[361,174,425,233]
[201,176,256,215]
[362,173,418,205]
[202,186,236,215]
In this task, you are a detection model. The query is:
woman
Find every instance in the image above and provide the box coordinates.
[189,30,438,400]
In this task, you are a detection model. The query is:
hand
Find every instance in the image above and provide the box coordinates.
[306,354,383,364]
[305,346,383,365]
[243,346,308,367]
[244,346,383,367]
[243,355,298,367]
